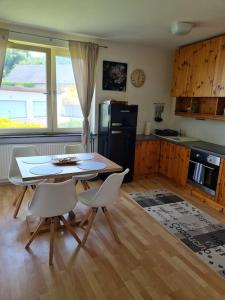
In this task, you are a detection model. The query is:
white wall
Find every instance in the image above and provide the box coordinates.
[92,41,172,134]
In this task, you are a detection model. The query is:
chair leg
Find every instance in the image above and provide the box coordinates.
[13,189,23,206]
[59,215,81,244]
[81,208,98,246]
[84,181,90,189]
[49,217,55,266]
[81,181,90,190]
[102,207,121,244]
[79,209,92,228]
[25,218,45,249]
[13,186,27,218]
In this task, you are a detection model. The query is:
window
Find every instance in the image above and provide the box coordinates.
[0,42,83,134]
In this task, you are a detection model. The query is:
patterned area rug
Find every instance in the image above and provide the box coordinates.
[129,188,225,279]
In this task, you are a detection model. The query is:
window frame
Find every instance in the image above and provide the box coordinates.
[0,42,82,135]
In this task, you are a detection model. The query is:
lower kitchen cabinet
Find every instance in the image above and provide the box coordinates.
[134,140,160,178]
[134,139,190,186]
[159,141,190,186]
[216,159,225,206]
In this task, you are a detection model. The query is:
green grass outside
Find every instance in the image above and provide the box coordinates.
[0,118,43,128]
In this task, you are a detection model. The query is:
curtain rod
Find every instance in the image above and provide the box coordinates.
[9,30,108,48]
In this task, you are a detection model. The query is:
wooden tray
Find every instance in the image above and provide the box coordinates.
[52,157,80,166]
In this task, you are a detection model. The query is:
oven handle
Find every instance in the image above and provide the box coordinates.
[189,160,215,170]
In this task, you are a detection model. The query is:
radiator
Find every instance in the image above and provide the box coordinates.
[0,142,78,181]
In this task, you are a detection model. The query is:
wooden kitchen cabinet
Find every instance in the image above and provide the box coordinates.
[170,45,193,97]
[188,38,219,97]
[159,141,190,186]
[171,34,225,98]
[134,140,160,178]
[216,159,225,206]
[213,36,225,97]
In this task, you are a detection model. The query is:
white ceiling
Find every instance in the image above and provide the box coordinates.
[1,0,225,48]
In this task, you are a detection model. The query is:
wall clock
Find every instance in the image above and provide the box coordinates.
[130,69,146,87]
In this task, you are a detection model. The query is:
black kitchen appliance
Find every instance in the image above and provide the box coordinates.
[188,149,220,196]
[98,101,138,182]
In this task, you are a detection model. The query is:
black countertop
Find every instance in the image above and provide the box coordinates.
[136,134,225,158]
[136,134,159,141]
[181,141,225,157]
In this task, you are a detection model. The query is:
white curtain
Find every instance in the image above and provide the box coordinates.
[69,41,99,146]
[0,29,9,85]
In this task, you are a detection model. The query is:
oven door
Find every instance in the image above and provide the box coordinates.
[188,160,219,196]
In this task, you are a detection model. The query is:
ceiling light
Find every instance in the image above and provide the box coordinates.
[171,21,194,35]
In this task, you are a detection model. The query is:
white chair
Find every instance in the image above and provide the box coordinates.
[25,179,81,265]
[78,169,129,246]
[64,144,97,190]
[8,145,43,218]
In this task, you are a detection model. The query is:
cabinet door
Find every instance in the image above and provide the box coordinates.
[188,38,220,97]
[175,145,190,186]
[134,140,160,178]
[145,141,160,174]
[213,36,225,96]
[159,142,190,186]
[170,46,193,97]
[216,159,225,206]
[159,141,171,176]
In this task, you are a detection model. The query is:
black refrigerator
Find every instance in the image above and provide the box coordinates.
[98,101,138,182]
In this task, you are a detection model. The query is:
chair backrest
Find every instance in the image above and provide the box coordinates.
[29,179,78,218]
[8,145,39,179]
[90,169,129,207]
[64,144,84,154]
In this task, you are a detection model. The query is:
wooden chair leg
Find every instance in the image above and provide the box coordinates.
[102,207,121,244]
[25,218,45,249]
[59,215,81,244]
[84,181,90,190]
[81,208,98,246]
[81,181,89,190]
[49,217,55,266]
[13,186,27,218]
[13,189,23,206]
[79,209,92,228]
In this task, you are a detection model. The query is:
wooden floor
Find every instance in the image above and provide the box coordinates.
[1,176,225,300]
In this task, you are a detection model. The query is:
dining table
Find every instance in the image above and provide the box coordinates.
[16,152,122,233]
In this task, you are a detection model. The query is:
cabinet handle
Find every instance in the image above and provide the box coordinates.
[111,131,122,134]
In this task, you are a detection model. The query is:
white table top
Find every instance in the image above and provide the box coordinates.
[16,152,122,182]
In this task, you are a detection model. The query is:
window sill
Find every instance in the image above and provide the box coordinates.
[0,133,82,145]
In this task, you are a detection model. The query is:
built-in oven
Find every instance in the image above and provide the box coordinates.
[188,149,220,196]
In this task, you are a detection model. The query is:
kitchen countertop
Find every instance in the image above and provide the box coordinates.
[136,134,225,158]
[136,134,159,141]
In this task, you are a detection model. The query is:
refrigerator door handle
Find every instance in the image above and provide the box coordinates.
[112,123,123,126]
[111,131,123,134]
[120,110,130,113]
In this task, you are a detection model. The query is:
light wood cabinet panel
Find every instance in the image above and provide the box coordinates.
[134,140,160,178]
[159,141,171,176]
[213,36,225,96]
[159,141,190,186]
[170,46,193,97]
[188,38,220,97]
[216,159,225,206]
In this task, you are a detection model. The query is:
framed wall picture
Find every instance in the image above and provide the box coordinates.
[102,60,127,91]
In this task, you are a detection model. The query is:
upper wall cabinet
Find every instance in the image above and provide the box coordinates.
[171,35,225,97]
[213,36,225,96]
[188,38,219,97]
[170,45,193,97]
